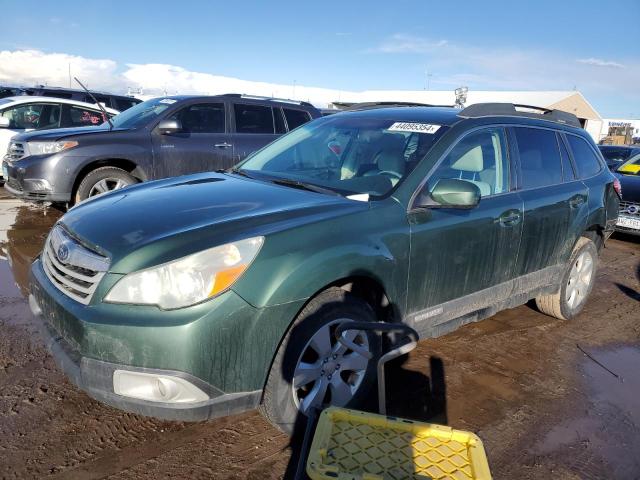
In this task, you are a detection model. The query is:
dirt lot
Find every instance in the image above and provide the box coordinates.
[0,190,638,480]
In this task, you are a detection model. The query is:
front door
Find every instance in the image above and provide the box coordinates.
[152,102,233,179]
[407,127,523,331]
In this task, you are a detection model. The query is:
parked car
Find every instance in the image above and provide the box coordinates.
[0,96,118,180]
[598,145,640,170]
[613,152,640,235]
[0,86,23,99]
[27,103,619,432]
[3,94,321,206]
[17,86,142,112]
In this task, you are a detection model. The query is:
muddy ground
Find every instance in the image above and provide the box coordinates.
[0,190,638,480]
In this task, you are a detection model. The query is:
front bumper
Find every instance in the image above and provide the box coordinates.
[28,257,291,421]
[29,292,260,420]
[2,159,72,203]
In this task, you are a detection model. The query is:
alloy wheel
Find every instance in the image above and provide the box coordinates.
[88,178,130,197]
[565,250,594,310]
[292,319,370,414]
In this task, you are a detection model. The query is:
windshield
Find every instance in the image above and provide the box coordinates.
[617,153,640,175]
[108,97,176,129]
[237,115,448,197]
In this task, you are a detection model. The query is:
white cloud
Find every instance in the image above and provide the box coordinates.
[374,34,448,53]
[0,49,120,92]
[577,57,625,69]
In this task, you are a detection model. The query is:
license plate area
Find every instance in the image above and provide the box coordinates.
[617,215,640,230]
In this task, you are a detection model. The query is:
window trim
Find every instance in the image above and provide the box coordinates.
[563,131,605,180]
[408,125,514,212]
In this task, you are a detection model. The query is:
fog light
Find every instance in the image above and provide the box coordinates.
[113,370,209,403]
[24,178,52,192]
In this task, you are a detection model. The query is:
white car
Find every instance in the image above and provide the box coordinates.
[0,96,119,173]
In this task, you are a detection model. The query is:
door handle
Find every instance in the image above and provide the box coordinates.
[569,196,585,208]
[496,210,522,227]
[214,142,232,148]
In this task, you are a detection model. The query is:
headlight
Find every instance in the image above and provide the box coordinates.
[28,141,78,156]
[104,237,264,309]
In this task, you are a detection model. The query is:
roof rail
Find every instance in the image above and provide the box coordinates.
[458,103,581,128]
[342,101,453,111]
[224,93,314,107]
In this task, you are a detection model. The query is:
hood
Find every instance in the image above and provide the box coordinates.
[60,173,367,272]
[616,172,640,203]
[13,125,127,142]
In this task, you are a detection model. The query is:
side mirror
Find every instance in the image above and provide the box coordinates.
[0,117,10,128]
[417,178,481,209]
[157,118,182,135]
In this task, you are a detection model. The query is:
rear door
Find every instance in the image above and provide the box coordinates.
[230,103,280,164]
[151,101,233,179]
[511,126,588,280]
[407,126,523,327]
[61,104,108,128]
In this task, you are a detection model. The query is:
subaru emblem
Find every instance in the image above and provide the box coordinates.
[57,243,70,263]
[627,204,639,215]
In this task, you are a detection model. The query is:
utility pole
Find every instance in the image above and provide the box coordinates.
[68,63,72,88]
[292,80,297,100]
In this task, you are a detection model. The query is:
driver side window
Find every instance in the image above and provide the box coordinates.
[428,127,509,197]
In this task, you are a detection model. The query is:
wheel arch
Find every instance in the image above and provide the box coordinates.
[71,158,149,201]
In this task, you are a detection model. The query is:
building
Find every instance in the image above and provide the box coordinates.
[597,118,640,145]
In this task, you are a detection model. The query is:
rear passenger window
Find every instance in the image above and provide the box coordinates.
[234,104,274,134]
[556,133,575,181]
[566,135,602,179]
[68,106,106,127]
[283,108,311,130]
[514,127,563,189]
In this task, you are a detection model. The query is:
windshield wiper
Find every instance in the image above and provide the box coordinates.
[270,178,342,197]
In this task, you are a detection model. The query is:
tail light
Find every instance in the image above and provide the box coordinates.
[613,178,622,198]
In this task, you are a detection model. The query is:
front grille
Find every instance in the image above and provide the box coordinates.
[42,225,110,305]
[6,142,25,160]
[619,201,640,217]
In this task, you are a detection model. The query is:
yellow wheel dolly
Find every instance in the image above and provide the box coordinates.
[295,322,492,480]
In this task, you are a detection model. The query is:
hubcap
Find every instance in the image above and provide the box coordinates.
[88,178,129,197]
[565,250,594,310]
[293,319,370,414]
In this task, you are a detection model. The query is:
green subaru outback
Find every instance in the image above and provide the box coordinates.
[29,103,620,432]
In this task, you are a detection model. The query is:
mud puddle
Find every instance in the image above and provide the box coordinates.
[537,345,640,479]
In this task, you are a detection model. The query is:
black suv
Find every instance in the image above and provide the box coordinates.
[14,86,142,112]
[3,95,321,205]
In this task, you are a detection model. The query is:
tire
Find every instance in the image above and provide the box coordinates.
[535,237,598,320]
[260,287,379,434]
[74,167,136,204]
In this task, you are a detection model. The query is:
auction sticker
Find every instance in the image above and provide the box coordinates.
[159,99,177,104]
[388,122,441,134]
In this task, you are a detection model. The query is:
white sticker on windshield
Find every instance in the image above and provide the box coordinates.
[159,99,177,104]
[388,122,441,134]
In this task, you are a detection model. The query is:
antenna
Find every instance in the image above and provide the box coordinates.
[74,77,113,130]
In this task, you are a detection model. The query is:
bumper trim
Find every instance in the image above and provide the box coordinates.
[29,293,262,421]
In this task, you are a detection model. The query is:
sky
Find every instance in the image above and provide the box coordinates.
[0,0,638,117]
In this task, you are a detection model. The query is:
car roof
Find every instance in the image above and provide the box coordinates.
[0,96,120,114]
[599,145,640,151]
[334,106,463,126]
[23,86,139,100]
[153,94,318,110]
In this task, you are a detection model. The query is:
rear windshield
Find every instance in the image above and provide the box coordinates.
[238,115,448,197]
[109,98,175,129]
